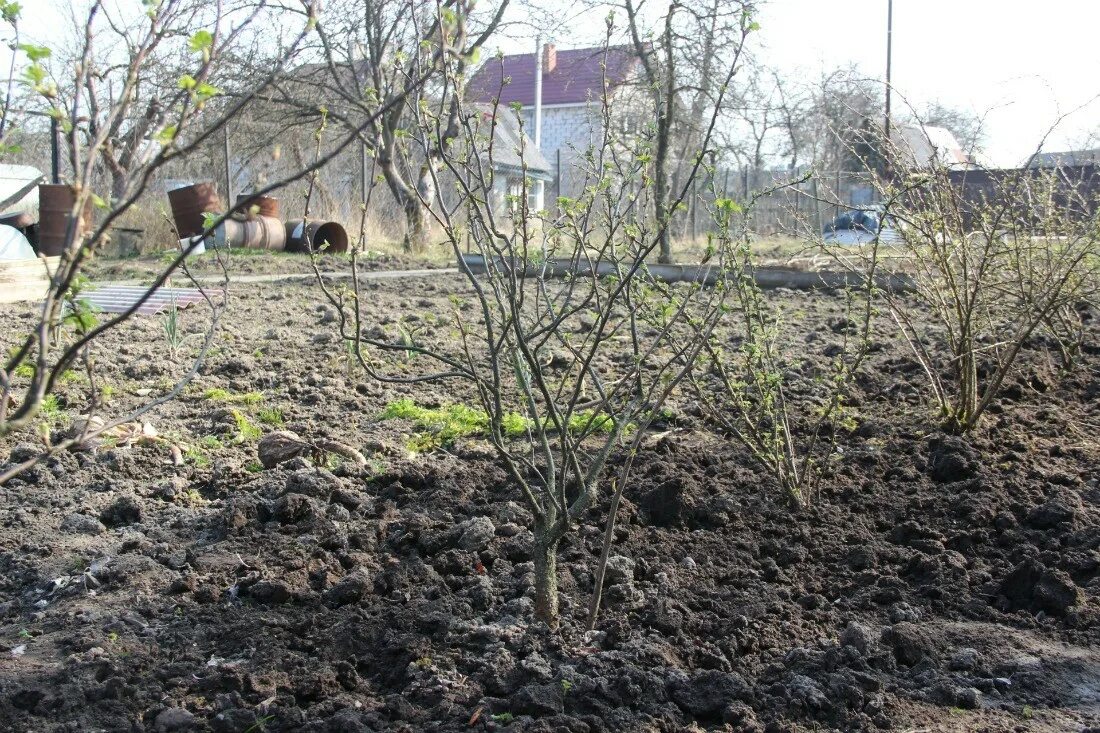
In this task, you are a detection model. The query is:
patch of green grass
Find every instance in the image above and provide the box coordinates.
[185,446,211,467]
[13,362,34,378]
[257,407,284,427]
[566,409,618,435]
[203,388,264,405]
[381,398,620,453]
[38,394,67,426]
[199,435,223,450]
[231,410,262,442]
[491,713,514,724]
[244,460,263,473]
[382,399,526,453]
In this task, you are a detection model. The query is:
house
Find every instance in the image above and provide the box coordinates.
[468,105,553,217]
[467,44,642,197]
[890,125,974,169]
[1026,148,1100,168]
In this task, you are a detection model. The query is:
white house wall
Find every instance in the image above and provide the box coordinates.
[520,104,604,197]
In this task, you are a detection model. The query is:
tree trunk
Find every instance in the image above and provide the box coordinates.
[655,129,672,264]
[402,198,429,253]
[532,525,560,628]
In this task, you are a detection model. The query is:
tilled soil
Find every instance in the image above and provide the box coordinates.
[0,271,1098,732]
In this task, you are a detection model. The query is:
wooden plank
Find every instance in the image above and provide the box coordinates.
[0,257,55,303]
[0,281,49,304]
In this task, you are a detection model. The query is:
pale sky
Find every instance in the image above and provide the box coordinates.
[6,0,1099,167]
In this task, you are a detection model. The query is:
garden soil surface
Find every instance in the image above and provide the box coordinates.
[1,266,1098,732]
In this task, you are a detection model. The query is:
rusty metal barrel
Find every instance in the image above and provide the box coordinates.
[284,220,349,254]
[167,182,223,238]
[37,184,92,256]
[235,193,279,219]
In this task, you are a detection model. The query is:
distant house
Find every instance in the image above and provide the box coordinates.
[891,125,974,169]
[1026,148,1100,168]
[468,105,553,217]
[467,44,642,197]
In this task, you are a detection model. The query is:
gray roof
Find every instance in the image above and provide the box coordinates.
[1027,149,1100,168]
[469,105,553,180]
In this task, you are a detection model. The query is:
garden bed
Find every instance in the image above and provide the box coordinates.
[0,273,1097,732]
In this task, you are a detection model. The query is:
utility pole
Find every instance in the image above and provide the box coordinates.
[884,0,893,149]
[361,141,369,203]
[223,126,234,205]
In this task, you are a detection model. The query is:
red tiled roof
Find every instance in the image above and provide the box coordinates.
[467,45,638,107]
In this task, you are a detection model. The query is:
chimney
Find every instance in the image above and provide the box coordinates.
[542,43,557,74]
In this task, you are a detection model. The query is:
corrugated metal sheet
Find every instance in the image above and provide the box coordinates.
[72,285,209,316]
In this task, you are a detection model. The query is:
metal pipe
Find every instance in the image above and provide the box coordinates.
[50,116,60,184]
[283,219,349,254]
[213,215,287,251]
[533,35,543,148]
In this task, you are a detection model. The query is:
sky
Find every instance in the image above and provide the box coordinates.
[6,0,1099,168]
[754,0,1100,166]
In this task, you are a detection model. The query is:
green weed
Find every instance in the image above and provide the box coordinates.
[257,407,284,426]
[381,398,619,453]
[184,446,211,467]
[203,388,264,405]
[199,435,223,450]
[38,394,67,426]
[231,410,262,442]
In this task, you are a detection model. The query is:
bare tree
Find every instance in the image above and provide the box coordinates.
[253,0,508,252]
[912,100,985,158]
[311,12,747,626]
[619,0,756,263]
[0,0,442,484]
